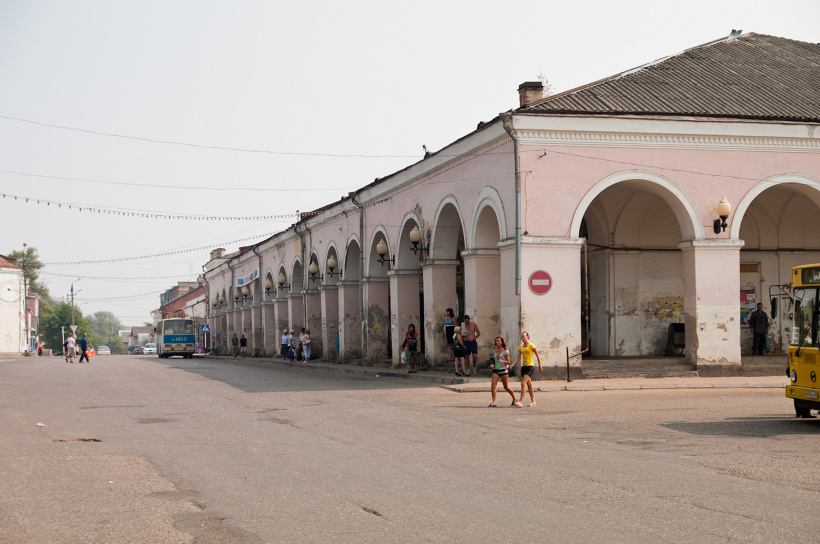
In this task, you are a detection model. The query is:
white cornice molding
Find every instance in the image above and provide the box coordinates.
[516,129,820,153]
[512,115,819,153]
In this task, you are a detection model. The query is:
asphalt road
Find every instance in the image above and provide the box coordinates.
[1,354,819,543]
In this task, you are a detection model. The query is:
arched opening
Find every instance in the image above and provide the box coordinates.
[737,179,820,356]
[578,178,697,359]
[427,200,465,366]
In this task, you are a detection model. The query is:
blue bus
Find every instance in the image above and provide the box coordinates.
[155,318,196,358]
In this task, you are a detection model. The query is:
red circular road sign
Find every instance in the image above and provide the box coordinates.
[528,270,552,295]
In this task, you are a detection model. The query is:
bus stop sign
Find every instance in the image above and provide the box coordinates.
[528,270,552,295]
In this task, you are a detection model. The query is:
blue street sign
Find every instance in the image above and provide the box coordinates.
[201,324,210,333]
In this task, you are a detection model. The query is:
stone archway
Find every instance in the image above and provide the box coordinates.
[575,171,701,359]
[389,215,424,367]
[734,174,820,356]
[338,238,362,361]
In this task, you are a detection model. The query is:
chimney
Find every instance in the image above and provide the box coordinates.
[518,81,544,107]
[210,248,226,260]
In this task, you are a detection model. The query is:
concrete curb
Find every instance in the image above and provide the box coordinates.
[200,355,788,392]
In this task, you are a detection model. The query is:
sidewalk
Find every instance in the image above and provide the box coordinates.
[203,354,788,393]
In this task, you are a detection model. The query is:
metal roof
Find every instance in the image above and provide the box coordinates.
[522,33,820,122]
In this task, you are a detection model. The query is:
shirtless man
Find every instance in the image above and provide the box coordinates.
[461,315,481,376]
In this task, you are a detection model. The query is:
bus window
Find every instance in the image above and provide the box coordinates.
[793,289,817,346]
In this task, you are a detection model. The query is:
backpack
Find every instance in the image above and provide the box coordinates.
[64,340,68,349]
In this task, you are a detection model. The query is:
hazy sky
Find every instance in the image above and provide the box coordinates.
[1,0,817,326]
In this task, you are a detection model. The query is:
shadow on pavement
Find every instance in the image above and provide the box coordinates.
[661,416,820,437]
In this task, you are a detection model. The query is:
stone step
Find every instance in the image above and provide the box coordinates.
[583,365,696,373]
[582,370,700,379]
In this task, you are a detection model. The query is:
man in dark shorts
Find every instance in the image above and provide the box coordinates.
[231,333,239,358]
[461,315,481,376]
[239,333,248,357]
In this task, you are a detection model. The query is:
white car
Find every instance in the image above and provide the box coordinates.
[142,343,157,355]
[97,346,111,355]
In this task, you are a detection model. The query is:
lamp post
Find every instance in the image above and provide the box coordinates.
[70,278,81,327]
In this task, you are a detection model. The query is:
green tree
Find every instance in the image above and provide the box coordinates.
[39,301,94,352]
[8,246,49,299]
[89,311,127,354]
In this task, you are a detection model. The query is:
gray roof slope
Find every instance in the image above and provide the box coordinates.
[523,33,820,122]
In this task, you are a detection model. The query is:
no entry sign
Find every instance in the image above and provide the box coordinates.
[528,270,552,295]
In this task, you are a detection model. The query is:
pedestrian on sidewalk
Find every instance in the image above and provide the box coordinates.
[78,333,93,363]
[488,335,517,407]
[749,303,769,355]
[231,333,239,359]
[287,330,296,362]
[64,333,76,363]
[280,329,289,358]
[302,329,311,362]
[452,326,468,377]
[461,315,481,376]
[444,308,455,362]
[239,333,248,357]
[511,331,542,407]
[402,323,420,373]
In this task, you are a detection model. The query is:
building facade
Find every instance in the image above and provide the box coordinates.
[204,33,820,376]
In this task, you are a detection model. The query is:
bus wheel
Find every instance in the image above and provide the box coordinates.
[795,402,816,418]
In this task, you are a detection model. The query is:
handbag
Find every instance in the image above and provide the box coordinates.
[286,348,294,359]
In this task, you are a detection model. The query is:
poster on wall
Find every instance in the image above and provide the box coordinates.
[740,285,757,324]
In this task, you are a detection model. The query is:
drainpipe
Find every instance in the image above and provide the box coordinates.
[350,193,366,361]
[294,219,307,328]
[499,113,521,300]
[252,246,264,354]
[226,258,235,349]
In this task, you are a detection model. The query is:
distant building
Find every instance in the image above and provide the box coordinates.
[0,254,26,354]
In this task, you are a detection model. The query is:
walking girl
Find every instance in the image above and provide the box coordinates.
[488,335,517,407]
[511,331,543,407]
[452,325,468,377]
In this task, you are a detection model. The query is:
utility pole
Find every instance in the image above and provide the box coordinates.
[70,278,81,328]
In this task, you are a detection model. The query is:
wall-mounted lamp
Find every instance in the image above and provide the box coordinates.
[218,294,225,308]
[265,278,273,296]
[233,288,241,303]
[713,196,731,234]
[409,225,428,255]
[241,285,251,302]
[278,271,290,292]
[309,260,321,281]
[376,239,394,266]
[326,255,342,278]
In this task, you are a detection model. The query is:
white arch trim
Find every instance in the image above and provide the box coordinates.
[470,186,507,246]
[570,169,704,241]
[731,173,820,240]
[368,225,392,256]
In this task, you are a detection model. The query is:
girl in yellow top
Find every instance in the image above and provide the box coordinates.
[511,331,542,407]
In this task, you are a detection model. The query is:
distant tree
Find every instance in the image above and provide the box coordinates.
[8,246,49,299]
[89,311,127,354]
[39,301,94,352]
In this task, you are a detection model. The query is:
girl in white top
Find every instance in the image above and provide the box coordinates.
[488,335,517,407]
[65,334,76,363]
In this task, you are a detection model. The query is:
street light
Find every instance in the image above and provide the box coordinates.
[265,278,273,296]
[308,260,321,281]
[409,225,427,255]
[713,196,732,234]
[326,255,342,278]
[376,239,394,266]
[241,285,251,302]
[70,278,81,327]
[278,271,290,292]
